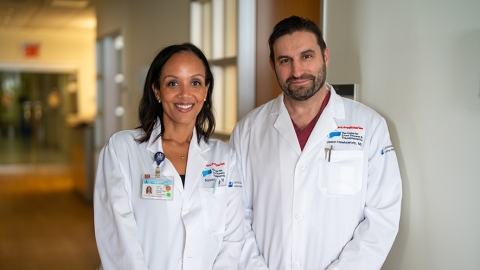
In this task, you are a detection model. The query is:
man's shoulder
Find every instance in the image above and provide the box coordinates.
[237,97,278,126]
[342,97,384,120]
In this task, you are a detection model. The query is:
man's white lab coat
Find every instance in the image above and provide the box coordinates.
[230,85,402,270]
[94,123,244,270]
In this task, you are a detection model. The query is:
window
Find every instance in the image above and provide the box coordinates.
[190,0,238,135]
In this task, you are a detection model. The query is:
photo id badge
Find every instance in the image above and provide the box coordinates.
[141,174,174,200]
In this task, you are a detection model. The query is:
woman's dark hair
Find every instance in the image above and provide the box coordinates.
[268,15,327,62]
[136,43,215,144]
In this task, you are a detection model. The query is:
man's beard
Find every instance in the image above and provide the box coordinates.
[279,62,326,101]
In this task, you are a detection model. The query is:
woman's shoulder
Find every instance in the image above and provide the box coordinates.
[108,128,144,145]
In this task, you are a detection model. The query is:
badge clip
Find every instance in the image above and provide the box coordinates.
[154,152,165,177]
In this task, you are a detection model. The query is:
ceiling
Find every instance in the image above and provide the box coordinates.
[0,0,96,30]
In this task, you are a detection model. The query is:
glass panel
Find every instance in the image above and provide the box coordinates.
[212,0,225,59]
[202,2,212,58]
[224,65,237,131]
[225,0,237,58]
[190,2,202,48]
[211,65,224,131]
[97,36,121,145]
[115,34,124,130]
[95,40,105,149]
[189,0,239,134]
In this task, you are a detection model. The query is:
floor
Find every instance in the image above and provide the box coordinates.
[0,164,101,269]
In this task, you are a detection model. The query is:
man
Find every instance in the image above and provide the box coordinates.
[230,15,402,270]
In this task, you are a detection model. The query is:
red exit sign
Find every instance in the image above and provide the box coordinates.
[22,43,41,58]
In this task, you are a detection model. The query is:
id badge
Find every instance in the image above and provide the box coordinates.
[141,174,174,200]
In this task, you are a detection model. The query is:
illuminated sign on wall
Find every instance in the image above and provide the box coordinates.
[22,43,41,58]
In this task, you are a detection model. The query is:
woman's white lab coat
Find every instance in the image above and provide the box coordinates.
[230,85,402,270]
[94,122,244,270]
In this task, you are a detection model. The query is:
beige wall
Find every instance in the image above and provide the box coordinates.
[0,27,96,119]
[324,0,480,268]
[96,0,190,130]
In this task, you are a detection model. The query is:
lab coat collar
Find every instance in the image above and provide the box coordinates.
[184,128,210,203]
[145,120,182,195]
[269,83,346,154]
[268,83,345,118]
[325,83,345,119]
[303,84,345,151]
[145,119,210,200]
[146,119,163,154]
[271,94,302,155]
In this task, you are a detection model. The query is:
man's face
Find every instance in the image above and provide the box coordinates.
[270,31,329,101]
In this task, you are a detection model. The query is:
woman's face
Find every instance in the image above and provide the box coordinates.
[153,51,209,130]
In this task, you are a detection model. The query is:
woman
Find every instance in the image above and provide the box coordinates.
[94,43,244,270]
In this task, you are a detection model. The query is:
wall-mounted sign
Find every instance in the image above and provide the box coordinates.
[22,43,41,58]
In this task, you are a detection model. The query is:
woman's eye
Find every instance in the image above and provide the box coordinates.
[167,81,178,87]
[192,80,202,86]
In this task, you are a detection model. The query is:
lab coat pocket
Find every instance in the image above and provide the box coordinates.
[318,150,363,197]
[199,186,228,234]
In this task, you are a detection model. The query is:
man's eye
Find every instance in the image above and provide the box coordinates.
[303,54,312,59]
[280,59,290,64]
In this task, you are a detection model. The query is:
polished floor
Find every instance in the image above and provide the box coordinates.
[0,164,100,269]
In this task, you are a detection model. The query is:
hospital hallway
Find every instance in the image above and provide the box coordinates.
[0,164,100,269]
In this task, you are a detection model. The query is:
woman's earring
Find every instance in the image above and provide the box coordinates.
[158,99,161,103]
[204,98,206,101]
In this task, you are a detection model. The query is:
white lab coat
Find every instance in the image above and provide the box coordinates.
[230,85,402,270]
[94,121,244,270]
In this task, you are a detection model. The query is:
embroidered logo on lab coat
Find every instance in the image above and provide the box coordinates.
[203,162,226,185]
[228,181,242,188]
[326,126,365,148]
[381,145,395,155]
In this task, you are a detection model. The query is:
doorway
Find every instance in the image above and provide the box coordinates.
[0,71,77,165]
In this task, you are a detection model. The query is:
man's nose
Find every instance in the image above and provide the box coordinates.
[291,60,303,78]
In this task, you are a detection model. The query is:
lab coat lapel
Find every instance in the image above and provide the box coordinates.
[304,87,346,151]
[272,94,302,156]
[146,120,184,196]
[183,129,209,203]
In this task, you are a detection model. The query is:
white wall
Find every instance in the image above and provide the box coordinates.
[324,0,480,269]
[96,0,190,130]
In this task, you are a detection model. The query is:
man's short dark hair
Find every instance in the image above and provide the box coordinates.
[268,15,327,62]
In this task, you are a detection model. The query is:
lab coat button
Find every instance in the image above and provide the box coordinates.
[299,164,306,170]
[292,261,301,268]
[183,208,189,214]
[295,213,304,220]
[178,258,183,265]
